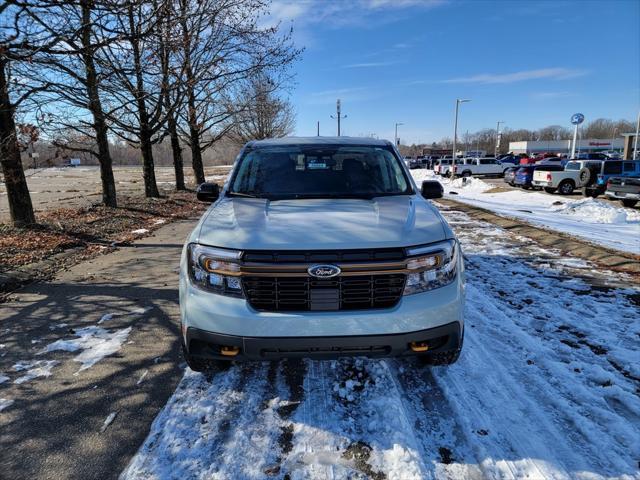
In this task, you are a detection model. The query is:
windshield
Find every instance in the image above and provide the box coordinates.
[229,145,412,200]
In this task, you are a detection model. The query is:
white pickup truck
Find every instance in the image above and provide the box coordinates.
[452,157,507,177]
[180,136,465,370]
[532,160,602,195]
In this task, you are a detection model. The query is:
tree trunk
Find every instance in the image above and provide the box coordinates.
[81,0,117,207]
[139,129,159,197]
[179,6,205,186]
[129,3,159,198]
[167,110,185,190]
[187,86,205,185]
[0,58,36,226]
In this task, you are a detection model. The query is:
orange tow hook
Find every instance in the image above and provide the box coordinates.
[410,341,430,353]
[220,346,240,357]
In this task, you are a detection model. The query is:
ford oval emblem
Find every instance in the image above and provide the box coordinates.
[308,264,341,279]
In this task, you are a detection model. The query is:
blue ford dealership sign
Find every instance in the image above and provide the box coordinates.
[571,113,585,125]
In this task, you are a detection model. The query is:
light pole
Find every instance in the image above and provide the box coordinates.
[634,110,639,160]
[330,99,347,136]
[495,121,505,157]
[452,99,470,160]
[394,122,404,147]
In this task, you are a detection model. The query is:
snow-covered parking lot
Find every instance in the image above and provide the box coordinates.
[122,203,640,480]
[411,170,640,255]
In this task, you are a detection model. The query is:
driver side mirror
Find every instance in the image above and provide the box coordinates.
[196,182,220,203]
[421,180,443,199]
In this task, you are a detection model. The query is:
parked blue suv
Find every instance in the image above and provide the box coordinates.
[582,160,640,198]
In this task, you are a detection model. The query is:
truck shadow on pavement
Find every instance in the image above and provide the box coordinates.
[0,280,185,480]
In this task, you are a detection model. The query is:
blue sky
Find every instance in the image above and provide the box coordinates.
[271,0,640,144]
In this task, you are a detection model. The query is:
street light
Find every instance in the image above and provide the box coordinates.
[495,121,505,157]
[394,122,404,147]
[452,99,470,160]
[634,111,639,160]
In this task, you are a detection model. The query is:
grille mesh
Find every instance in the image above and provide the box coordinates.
[243,274,406,312]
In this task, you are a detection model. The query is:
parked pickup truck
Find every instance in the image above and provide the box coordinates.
[605,177,640,208]
[531,160,602,195]
[181,137,465,371]
[434,157,463,177]
[452,157,507,177]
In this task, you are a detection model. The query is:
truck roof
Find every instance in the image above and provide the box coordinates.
[246,136,393,148]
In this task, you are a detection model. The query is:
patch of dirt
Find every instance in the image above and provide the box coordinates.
[0,190,207,294]
[483,186,512,194]
[438,446,454,464]
[342,441,386,480]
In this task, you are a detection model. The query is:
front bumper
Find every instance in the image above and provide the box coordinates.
[179,253,465,360]
[185,321,462,361]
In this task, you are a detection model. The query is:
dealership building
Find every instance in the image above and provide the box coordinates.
[508,138,624,155]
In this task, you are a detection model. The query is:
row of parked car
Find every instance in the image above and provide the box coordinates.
[505,159,640,207]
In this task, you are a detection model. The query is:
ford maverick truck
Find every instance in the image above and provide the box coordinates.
[180,137,465,370]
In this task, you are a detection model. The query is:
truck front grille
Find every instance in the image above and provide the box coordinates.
[242,274,406,312]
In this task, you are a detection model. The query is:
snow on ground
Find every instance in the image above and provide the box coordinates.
[40,326,132,373]
[411,169,640,254]
[131,228,149,235]
[0,398,14,412]
[0,374,9,384]
[121,204,640,480]
[13,360,58,384]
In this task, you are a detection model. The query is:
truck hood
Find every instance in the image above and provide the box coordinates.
[195,196,449,251]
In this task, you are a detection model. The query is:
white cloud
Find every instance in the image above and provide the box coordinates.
[307,87,375,105]
[367,0,446,9]
[343,61,396,69]
[531,91,577,99]
[442,68,589,84]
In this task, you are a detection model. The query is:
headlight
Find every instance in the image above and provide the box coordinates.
[403,239,459,295]
[187,244,244,297]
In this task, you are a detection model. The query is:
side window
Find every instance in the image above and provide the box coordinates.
[623,162,634,172]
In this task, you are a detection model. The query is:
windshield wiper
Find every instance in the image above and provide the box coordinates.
[227,191,264,199]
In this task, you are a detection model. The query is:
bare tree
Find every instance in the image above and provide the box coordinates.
[175,0,301,184]
[0,1,59,226]
[99,0,179,197]
[231,75,295,143]
[18,0,121,207]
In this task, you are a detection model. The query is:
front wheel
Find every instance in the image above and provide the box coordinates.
[182,343,229,373]
[621,199,638,208]
[544,187,557,194]
[418,348,461,366]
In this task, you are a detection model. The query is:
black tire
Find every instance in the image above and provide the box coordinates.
[419,348,461,366]
[461,171,471,178]
[544,187,557,194]
[621,199,638,208]
[182,343,229,373]
[558,180,575,195]
[578,167,592,185]
[582,187,599,198]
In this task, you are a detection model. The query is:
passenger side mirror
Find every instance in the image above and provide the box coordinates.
[196,182,220,203]
[421,180,443,199]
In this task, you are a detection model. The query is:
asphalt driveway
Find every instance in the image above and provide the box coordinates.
[0,219,197,480]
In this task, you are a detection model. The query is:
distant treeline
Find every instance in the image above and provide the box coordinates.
[399,118,635,156]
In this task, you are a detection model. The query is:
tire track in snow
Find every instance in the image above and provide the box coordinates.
[435,205,640,478]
